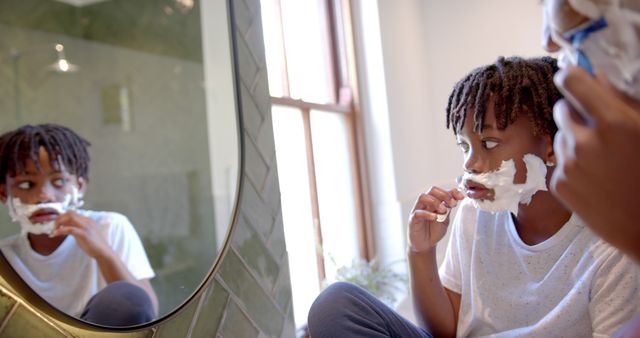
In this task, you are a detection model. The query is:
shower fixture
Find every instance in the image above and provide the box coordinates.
[48,43,79,73]
[1,42,80,125]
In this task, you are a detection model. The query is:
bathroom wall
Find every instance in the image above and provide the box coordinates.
[0,22,217,315]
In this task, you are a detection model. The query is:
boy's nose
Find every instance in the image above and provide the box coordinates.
[35,185,56,203]
[463,151,486,174]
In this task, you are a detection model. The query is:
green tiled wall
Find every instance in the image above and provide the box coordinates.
[0,0,202,62]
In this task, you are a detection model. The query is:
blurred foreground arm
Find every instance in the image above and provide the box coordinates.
[551,66,640,262]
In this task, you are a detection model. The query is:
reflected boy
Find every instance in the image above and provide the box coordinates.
[0,124,157,326]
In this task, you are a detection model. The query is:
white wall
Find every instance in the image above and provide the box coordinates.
[351,0,406,282]
[379,0,545,218]
[201,0,239,248]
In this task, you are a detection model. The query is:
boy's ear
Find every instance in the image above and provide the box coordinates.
[545,134,556,166]
[77,177,87,195]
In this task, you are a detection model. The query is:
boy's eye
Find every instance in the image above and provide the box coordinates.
[17,181,32,190]
[52,178,67,188]
[483,140,499,149]
[457,142,470,153]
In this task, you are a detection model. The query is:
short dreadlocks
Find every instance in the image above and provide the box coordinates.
[0,124,91,183]
[445,56,561,137]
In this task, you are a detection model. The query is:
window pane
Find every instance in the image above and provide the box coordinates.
[260,0,285,97]
[280,0,334,103]
[310,110,359,282]
[271,106,320,327]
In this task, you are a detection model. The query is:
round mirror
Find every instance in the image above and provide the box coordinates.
[0,0,238,325]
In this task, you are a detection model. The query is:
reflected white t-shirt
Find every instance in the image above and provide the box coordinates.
[0,210,154,317]
[439,199,640,338]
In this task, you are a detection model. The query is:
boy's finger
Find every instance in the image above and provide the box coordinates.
[414,188,443,210]
[51,224,69,237]
[420,194,447,213]
[427,187,458,206]
[53,214,67,227]
[449,188,465,201]
[412,210,437,222]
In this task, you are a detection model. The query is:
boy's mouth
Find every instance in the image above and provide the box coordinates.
[29,209,60,224]
[463,180,495,201]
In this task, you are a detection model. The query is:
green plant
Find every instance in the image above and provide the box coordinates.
[330,257,408,306]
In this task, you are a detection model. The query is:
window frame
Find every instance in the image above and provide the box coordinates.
[267,0,374,286]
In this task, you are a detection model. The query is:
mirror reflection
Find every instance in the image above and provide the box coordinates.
[0,0,238,326]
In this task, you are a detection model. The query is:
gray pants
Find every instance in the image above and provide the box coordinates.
[307,282,433,338]
[80,281,154,326]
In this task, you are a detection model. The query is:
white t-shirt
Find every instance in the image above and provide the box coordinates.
[439,199,640,338]
[0,210,155,317]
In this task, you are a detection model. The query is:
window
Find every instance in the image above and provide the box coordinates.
[260,0,372,327]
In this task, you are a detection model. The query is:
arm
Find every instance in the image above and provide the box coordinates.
[93,248,159,315]
[407,186,464,338]
[52,211,159,315]
[409,248,461,337]
[551,66,640,261]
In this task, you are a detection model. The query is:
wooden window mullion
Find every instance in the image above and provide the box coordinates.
[302,108,326,286]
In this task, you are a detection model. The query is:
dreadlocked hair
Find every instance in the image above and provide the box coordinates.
[445,56,561,137]
[0,124,91,182]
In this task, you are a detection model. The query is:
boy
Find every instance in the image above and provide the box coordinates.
[307,56,640,337]
[0,124,158,326]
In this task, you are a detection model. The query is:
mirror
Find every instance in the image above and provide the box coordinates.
[0,0,239,325]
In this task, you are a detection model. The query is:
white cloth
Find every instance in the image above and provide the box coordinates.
[0,210,154,317]
[439,199,640,338]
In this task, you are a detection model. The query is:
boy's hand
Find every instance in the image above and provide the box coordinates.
[51,211,111,259]
[408,186,464,253]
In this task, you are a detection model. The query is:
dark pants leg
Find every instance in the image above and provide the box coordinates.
[307,282,433,338]
[80,281,155,326]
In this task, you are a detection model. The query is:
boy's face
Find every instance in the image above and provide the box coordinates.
[0,147,85,220]
[456,103,554,185]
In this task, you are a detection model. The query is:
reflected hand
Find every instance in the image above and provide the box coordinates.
[552,66,640,259]
[52,210,111,259]
[408,186,464,253]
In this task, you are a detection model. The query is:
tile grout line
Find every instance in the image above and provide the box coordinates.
[0,302,19,334]
[185,282,213,338]
[214,275,263,336]
[0,286,74,337]
[229,246,286,317]
[214,284,232,338]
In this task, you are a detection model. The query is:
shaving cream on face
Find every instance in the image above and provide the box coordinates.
[8,187,84,236]
[460,154,548,214]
